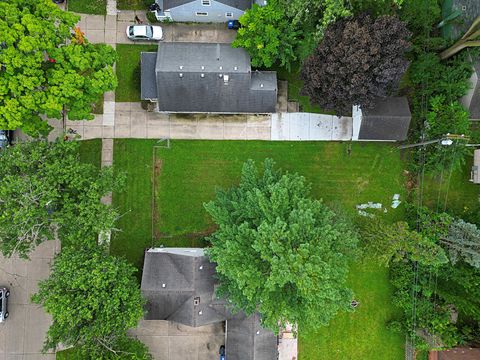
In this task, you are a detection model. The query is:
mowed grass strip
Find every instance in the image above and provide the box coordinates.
[116,44,158,102]
[67,0,106,15]
[111,139,406,359]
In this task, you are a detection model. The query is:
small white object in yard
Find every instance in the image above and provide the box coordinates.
[358,210,375,218]
[392,194,401,209]
[356,202,383,210]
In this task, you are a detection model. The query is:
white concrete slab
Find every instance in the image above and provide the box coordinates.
[271,112,353,141]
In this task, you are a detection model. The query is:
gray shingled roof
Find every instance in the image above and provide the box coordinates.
[141,248,278,360]
[141,43,277,113]
[226,312,278,360]
[141,248,227,327]
[163,0,252,10]
[141,52,158,100]
[359,97,411,141]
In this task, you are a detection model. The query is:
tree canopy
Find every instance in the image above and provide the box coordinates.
[301,13,411,115]
[204,159,358,332]
[232,1,301,69]
[0,0,117,136]
[0,140,124,258]
[32,245,148,359]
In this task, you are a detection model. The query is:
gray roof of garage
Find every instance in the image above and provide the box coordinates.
[359,97,411,141]
[226,312,278,360]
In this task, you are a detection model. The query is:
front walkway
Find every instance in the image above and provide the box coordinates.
[66,103,272,140]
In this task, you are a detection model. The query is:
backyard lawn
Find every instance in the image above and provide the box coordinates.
[67,0,106,15]
[116,44,158,102]
[112,139,406,359]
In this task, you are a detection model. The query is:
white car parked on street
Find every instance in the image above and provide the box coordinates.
[126,25,163,41]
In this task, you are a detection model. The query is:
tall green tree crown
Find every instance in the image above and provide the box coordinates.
[204,159,358,332]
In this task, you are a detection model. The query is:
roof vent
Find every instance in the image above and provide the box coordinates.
[179,73,183,78]
[194,297,200,306]
[201,65,205,70]
[260,83,264,88]
[179,65,183,70]
[162,283,166,288]
[223,75,229,84]
[218,73,223,78]
[201,73,205,78]
[198,310,203,315]
[219,66,223,70]
[199,265,204,270]
[256,330,260,335]
[234,66,238,71]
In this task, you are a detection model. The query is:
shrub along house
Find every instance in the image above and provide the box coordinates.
[153,0,267,23]
[141,42,277,114]
[141,248,278,360]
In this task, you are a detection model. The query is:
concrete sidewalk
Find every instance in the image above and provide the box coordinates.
[66,103,271,140]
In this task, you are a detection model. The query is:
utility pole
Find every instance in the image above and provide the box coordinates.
[399,134,469,149]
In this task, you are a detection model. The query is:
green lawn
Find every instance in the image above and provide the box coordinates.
[67,0,106,15]
[111,139,406,359]
[116,44,157,102]
[78,139,102,169]
[117,0,149,10]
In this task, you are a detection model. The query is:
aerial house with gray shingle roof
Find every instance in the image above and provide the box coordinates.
[141,42,277,114]
[153,0,267,23]
[141,248,278,360]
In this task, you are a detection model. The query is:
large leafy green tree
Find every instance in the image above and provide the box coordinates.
[0,140,124,258]
[204,159,358,332]
[32,245,149,359]
[301,13,411,115]
[0,0,117,136]
[232,1,301,69]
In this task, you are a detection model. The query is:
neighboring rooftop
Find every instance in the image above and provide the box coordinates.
[162,0,253,10]
[141,248,278,360]
[141,247,226,327]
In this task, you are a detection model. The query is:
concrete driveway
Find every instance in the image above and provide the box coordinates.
[74,13,236,45]
[129,320,225,360]
[0,241,59,360]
